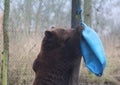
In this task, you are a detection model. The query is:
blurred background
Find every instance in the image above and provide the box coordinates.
[0,0,120,85]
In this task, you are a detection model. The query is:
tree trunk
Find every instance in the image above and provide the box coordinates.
[24,0,32,35]
[35,1,42,34]
[1,0,10,85]
[83,0,93,78]
[84,0,92,26]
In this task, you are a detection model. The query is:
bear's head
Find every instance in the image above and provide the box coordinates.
[41,26,83,51]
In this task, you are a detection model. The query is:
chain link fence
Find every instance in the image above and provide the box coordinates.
[3,0,71,85]
[0,0,120,85]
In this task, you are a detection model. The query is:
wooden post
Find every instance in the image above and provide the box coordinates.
[1,0,10,85]
[69,0,82,85]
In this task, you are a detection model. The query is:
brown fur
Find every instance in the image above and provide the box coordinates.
[33,26,83,85]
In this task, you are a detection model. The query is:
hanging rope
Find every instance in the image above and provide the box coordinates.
[76,0,82,25]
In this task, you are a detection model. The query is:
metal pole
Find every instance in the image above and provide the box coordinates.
[71,0,81,28]
[69,0,82,85]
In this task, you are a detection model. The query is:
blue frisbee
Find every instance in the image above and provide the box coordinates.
[80,23,106,76]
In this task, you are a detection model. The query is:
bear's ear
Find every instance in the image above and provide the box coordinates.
[45,31,54,38]
[50,26,55,29]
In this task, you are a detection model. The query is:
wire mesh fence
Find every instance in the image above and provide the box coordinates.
[0,0,120,85]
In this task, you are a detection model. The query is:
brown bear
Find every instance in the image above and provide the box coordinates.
[33,26,83,85]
